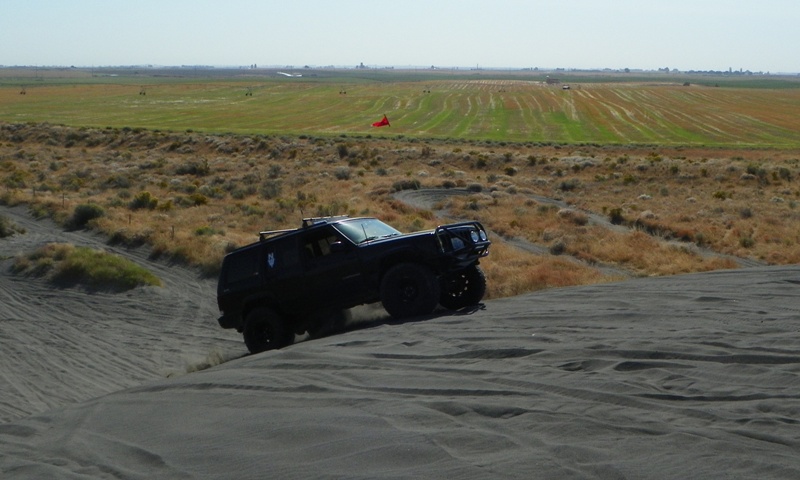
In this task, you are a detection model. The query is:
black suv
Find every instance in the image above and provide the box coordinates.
[217,216,490,353]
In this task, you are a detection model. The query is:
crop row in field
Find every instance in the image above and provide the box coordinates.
[2,74,799,146]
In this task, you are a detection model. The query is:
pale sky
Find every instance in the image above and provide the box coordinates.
[1,0,798,73]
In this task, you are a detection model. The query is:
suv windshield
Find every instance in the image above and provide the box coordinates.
[335,218,402,244]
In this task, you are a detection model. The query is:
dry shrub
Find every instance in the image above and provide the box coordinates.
[69,203,105,229]
[481,242,611,299]
[557,208,589,226]
[0,215,23,237]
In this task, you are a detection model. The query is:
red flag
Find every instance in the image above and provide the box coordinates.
[372,114,390,127]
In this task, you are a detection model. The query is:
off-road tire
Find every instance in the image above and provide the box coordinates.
[380,263,440,319]
[307,309,349,339]
[243,307,292,354]
[439,265,487,311]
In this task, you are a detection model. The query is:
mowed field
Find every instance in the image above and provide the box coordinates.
[2,68,800,146]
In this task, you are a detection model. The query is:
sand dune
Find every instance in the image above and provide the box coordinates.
[2,205,800,479]
[0,206,243,422]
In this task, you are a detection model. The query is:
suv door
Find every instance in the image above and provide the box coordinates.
[300,225,365,309]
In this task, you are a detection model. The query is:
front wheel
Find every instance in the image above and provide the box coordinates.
[243,307,293,354]
[380,263,440,319]
[439,265,487,311]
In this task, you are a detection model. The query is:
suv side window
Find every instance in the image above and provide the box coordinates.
[224,247,260,283]
[265,236,299,272]
[303,229,344,260]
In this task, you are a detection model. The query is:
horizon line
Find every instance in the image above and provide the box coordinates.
[1,64,797,75]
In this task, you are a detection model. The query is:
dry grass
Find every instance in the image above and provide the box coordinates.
[481,241,615,298]
[0,214,23,238]
[2,123,799,299]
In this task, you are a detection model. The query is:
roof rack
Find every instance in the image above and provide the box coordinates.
[301,215,349,228]
[258,228,296,242]
[257,216,350,242]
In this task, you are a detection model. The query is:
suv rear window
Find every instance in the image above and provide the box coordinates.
[224,247,260,283]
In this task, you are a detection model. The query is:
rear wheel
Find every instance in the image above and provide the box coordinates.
[380,263,440,319]
[243,307,293,354]
[307,309,349,339]
[439,265,486,311]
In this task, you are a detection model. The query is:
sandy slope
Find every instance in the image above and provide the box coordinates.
[0,205,243,422]
[2,205,800,479]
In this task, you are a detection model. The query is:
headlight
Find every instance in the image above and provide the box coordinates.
[479,230,488,241]
[470,230,480,242]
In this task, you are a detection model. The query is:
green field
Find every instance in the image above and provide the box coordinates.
[2,67,800,147]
